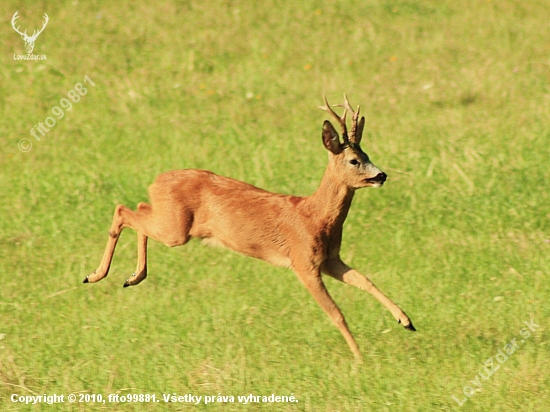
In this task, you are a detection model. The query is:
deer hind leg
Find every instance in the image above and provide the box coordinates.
[84,204,133,284]
[120,202,155,287]
[85,202,192,286]
[322,258,416,331]
[123,230,148,288]
[294,266,363,361]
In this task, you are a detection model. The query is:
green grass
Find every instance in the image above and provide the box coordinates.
[1,0,549,410]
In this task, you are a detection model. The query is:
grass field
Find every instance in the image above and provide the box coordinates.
[1,0,549,410]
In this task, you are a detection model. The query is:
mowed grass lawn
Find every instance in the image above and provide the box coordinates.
[1,0,549,410]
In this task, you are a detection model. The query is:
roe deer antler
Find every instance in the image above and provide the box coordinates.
[335,94,365,144]
[318,95,350,146]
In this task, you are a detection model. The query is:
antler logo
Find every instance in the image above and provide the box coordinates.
[11,11,49,54]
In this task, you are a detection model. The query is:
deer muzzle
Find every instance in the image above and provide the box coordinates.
[364,172,387,186]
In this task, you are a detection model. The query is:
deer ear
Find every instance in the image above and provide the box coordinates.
[322,120,343,154]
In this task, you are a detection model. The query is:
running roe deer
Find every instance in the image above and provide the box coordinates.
[84,95,416,360]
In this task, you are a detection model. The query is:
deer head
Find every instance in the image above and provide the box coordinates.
[319,95,387,189]
[11,11,49,54]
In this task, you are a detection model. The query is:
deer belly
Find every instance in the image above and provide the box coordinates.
[200,236,291,268]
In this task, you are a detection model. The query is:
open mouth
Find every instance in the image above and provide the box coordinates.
[364,172,387,185]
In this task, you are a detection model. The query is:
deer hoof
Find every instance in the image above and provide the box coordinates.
[83,276,89,284]
[123,279,131,288]
[403,322,416,331]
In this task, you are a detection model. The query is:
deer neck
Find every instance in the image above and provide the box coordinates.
[306,164,355,230]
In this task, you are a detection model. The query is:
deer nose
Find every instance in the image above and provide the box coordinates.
[375,172,387,182]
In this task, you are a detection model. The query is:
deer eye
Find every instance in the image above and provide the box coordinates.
[349,159,360,166]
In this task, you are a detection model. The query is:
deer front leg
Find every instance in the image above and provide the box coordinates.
[294,265,363,361]
[322,258,416,331]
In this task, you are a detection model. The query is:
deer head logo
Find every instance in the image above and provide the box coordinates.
[11,11,49,54]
